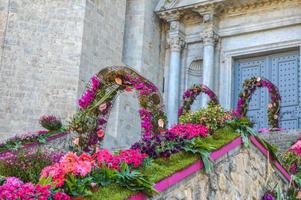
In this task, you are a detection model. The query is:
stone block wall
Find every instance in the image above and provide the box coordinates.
[261,129,301,153]
[78,0,126,93]
[153,145,289,200]
[0,0,86,140]
[0,0,9,66]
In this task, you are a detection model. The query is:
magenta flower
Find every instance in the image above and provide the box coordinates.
[169,124,209,139]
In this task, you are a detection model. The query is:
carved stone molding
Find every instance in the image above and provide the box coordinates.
[158,10,182,22]
[202,31,219,45]
[221,0,300,16]
[167,36,185,51]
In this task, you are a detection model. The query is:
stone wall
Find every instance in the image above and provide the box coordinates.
[0,0,9,66]
[78,0,126,93]
[152,144,289,200]
[0,0,86,140]
[261,129,301,153]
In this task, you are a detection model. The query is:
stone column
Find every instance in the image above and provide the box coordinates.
[167,19,184,127]
[201,13,218,106]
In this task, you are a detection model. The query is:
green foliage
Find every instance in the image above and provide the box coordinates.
[0,149,53,183]
[280,151,301,173]
[88,184,134,200]
[116,162,157,196]
[179,104,232,133]
[65,174,93,197]
[91,168,117,187]
[0,175,5,185]
[183,138,217,173]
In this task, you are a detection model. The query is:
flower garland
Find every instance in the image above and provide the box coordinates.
[178,84,219,117]
[236,77,281,128]
[70,66,167,152]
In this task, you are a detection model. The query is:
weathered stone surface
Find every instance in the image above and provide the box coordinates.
[151,144,289,200]
[261,129,301,153]
[0,0,86,140]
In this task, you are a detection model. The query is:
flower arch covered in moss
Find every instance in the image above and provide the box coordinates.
[178,84,219,117]
[70,66,167,152]
[236,77,281,128]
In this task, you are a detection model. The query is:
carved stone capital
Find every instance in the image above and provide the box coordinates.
[201,29,219,46]
[167,36,185,52]
[158,10,181,22]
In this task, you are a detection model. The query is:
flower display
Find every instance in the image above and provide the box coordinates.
[169,124,209,139]
[71,67,167,152]
[131,132,186,158]
[179,104,233,133]
[39,115,62,131]
[0,177,69,200]
[0,149,64,183]
[40,152,93,187]
[178,83,218,117]
[235,77,281,128]
[0,129,68,155]
[78,75,101,109]
[94,149,148,170]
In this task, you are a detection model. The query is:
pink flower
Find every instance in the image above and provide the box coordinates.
[169,124,209,139]
[0,177,54,199]
[289,140,301,156]
[53,192,70,200]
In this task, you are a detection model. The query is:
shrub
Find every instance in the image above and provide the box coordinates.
[0,149,64,183]
[39,115,62,131]
[179,104,233,133]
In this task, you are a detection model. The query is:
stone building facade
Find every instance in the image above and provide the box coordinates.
[0,0,301,148]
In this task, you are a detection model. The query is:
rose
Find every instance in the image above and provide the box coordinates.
[73,137,80,146]
[115,77,123,85]
[97,129,105,138]
[158,119,164,128]
[98,103,107,112]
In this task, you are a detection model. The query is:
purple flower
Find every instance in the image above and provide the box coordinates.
[98,118,107,126]
[91,75,101,90]
[183,90,193,98]
[178,107,184,117]
[262,193,275,200]
[78,75,101,109]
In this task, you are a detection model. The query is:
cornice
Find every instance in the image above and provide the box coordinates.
[156,0,301,21]
[221,0,301,17]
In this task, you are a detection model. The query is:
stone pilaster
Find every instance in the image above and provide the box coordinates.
[200,11,219,106]
[166,16,185,127]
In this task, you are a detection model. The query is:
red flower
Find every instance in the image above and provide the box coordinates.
[97,129,105,138]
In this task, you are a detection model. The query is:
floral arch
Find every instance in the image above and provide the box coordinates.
[236,77,281,128]
[178,83,219,117]
[70,66,167,152]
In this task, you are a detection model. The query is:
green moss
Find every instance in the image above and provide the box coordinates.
[90,128,240,200]
[88,184,134,200]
